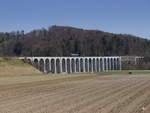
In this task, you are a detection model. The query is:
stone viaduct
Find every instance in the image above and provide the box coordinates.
[22,56,122,74]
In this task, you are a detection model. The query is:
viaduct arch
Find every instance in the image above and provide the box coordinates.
[24,57,122,74]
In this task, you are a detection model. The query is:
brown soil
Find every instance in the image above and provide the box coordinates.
[0,74,150,113]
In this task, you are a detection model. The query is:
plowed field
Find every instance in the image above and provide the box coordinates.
[0,74,150,113]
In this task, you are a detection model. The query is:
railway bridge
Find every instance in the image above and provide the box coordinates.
[22,56,122,74]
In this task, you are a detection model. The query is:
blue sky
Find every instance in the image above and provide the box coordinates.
[0,0,149,39]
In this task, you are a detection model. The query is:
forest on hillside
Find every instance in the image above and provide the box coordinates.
[0,26,150,57]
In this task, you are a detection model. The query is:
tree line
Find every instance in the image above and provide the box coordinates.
[0,25,150,57]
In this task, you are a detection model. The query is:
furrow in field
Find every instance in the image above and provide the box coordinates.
[0,78,117,113]
[10,79,122,113]
[0,75,150,113]
[77,79,149,113]
[0,79,92,103]
[104,80,150,113]
[68,79,149,113]
[43,78,144,113]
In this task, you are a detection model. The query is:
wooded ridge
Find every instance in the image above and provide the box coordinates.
[0,25,149,57]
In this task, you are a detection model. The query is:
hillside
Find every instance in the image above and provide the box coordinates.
[0,58,41,76]
[0,26,150,57]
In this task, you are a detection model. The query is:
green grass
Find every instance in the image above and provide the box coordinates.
[0,57,27,66]
[0,57,41,76]
[96,70,150,75]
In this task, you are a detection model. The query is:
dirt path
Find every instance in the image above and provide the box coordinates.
[0,75,150,113]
